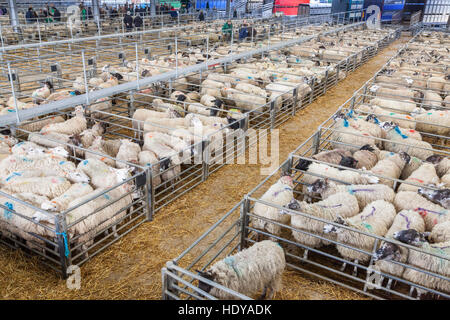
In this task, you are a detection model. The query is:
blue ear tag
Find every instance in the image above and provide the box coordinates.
[69,91,77,96]
[347,109,354,118]
[343,119,349,127]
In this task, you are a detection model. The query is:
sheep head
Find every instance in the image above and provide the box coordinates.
[197,270,216,294]
[66,170,90,184]
[373,242,401,262]
[393,229,427,246]
[339,156,358,169]
[323,215,348,234]
[307,178,329,194]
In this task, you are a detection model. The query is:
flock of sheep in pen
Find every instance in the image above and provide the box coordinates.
[218,31,449,300]
[0,24,386,262]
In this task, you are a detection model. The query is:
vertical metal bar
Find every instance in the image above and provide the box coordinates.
[81,50,90,105]
[7,62,20,124]
[239,197,250,251]
[135,43,140,90]
[55,213,69,279]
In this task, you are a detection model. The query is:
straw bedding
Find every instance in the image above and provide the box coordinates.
[0,37,409,300]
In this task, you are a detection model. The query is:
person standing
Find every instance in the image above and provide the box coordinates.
[222,20,232,41]
[50,4,61,22]
[26,6,37,24]
[134,13,143,30]
[199,10,205,21]
[80,4,87,21]
[124,11,133,34]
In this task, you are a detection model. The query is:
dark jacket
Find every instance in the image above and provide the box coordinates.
[199,11,205,21]
[26,9,37,23]
[134,15,143,28]
[52,7,61,21]
[124,14,133,28]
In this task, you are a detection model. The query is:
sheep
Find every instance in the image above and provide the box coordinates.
[0,152,73,176]
[370,97,417,115]
[115,139,141,169]
[32,81,53,104]
[414,110,450,137]
[428,221,450,243]
[418,187,450,210]
[62,183,133,253]
[425,155,450,178]
[0,191,54,250]
[370,151,410,188]
[235,83,268,99]
[221,87,267,111]
[11,141,44,156]
[330,118,378,152]
[307,178,395,213]
[383,125,433,161]
[19,116,65,133]
[197,240,286,299]
[85,136,116,167]
[356,104,416,129]
[138,150,161,187]
[373,210,425,289]
[142,139,181,182]
[200,79,227,97]
[371,84,420,101]
[40,106,87,136]
[28,131,71,149]
[0,134,18,147]
[143,117,189,134]
[422,90,443,108]
[40,182,94,212]
[393,229,450,298]
[300,161,379,188]
[89,98,113,120]
[401,156,423,180]
[77,158,131,189]
[284,192,359,251]
[426,76,446,91]
[294,149,353,171]
[394,191,449,231]
[101,139,122,158]
[352,144,380,170]
[2,176,71,199]
[71,121,106,150]
[323,200,397,274]
[252,176,294,238]
[132,109,171,131]
[398,163,440,192]
[144,131,191,154]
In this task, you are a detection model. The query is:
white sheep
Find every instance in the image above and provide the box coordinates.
[2,176,71,199]
[40,106,87,136]
[398,163,440,192]
[85,136,116,167]
[115,139,141,169]
[370,151,410,188]
[285,192,359,250]
[393,229,450,298]
[394,191,449,231]
[197,240,286,299]
[0,191,54,250]
[252,176,294,238]
[383,125,434,161]
[138,150,161,187]
[307,178,395,209]
[77,158,131,189]
[356,104,416,129]
[414,110,450,137]
[370,97,417,115]
[373,210,425,289]
[19,116,65,133]
[40,183,94,212]
[429,221,450,243]
[324,200,397,274]
[330,118,378,152]
[142,139,181,182]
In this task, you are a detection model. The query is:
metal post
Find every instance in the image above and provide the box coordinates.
[7,0,19,33]
[270,100,276,129]
[81,51,90,105]
[135,43,140,90]
[239,197,250,250]
[92,0,101,25]
[55,213,69,279]
[7,62,20,124]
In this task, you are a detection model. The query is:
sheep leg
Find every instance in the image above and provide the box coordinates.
[352,260,359,277]
[258,286,268,300]
[303,249,309,260]
[386,278,393,290]
[112,225,119,238]
[340,262,347,272]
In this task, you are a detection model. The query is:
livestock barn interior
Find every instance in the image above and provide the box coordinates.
[0,0,448,302]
